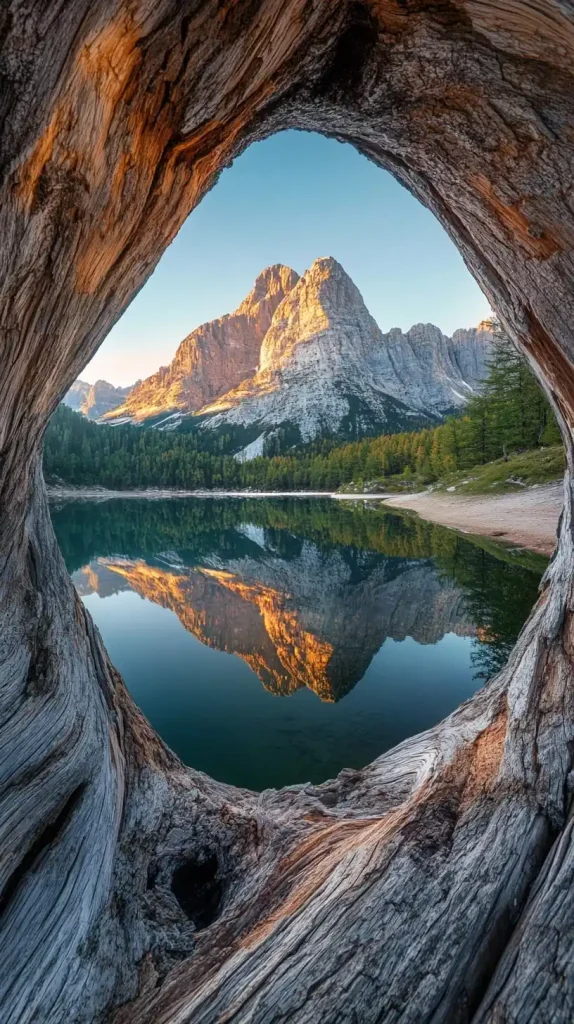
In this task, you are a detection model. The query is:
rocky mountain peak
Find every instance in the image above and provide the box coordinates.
[103,264,299,423]
[94,256,493,452]
[259,256,376,373]
[237,264,299,316]
[63,379,132,419]
[63,379,90,412]
[287,255,365,311]
[302,256,368,317]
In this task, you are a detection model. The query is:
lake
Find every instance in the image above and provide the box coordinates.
[50,497,545,791]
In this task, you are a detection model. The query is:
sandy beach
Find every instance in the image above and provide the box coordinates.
[382,482,563,556]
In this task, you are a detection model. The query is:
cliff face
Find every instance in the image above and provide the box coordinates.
[376,321,494,414]
[198,257,431,444]
[82,381,133,419]
[258,256,379,371]
[196,258,493,452]
[104,264,299,424]
[198,257,491,447]
[98,256,492,452]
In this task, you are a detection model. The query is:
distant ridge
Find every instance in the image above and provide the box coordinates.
[63,379,134,420]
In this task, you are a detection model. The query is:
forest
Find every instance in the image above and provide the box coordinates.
[44,328,562,492]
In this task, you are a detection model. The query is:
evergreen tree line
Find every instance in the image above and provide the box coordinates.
[44,323,562,492]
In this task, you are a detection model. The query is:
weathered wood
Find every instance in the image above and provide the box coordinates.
[2,2,574,1021]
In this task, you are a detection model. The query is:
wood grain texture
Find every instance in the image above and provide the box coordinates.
[2,1,574,1021]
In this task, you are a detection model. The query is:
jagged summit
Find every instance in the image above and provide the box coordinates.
[258,256,377,372]
[96,256,493,455]
[240,263,300,311]
[196,255,418,447]
[104,263,299,424]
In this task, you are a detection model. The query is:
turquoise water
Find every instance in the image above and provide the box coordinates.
[50,497,544,791]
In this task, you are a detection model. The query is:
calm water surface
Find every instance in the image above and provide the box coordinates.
[50,497,545,790]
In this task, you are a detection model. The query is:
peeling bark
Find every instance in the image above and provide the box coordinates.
[2,2,574,1021]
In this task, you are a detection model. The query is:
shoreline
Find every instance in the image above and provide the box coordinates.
[381,483,562,556]
[47,486,401,501]
[46,482,563,555]
[46,487,358,501]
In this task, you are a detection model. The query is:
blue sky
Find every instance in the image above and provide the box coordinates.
[84,130,491,386]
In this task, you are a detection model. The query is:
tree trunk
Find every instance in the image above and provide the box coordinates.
[2,2,574,1020]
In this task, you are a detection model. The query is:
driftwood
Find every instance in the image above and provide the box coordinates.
[2,2,574,1020]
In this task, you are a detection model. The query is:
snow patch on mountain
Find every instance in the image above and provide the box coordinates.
[235,435,266,461]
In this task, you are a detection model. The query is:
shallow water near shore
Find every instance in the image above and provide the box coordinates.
[50,496,545,791]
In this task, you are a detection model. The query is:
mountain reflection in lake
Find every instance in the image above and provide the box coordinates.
[50,497,546,791]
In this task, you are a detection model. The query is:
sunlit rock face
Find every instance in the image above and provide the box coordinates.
[199,258,493,449]
[97,256,492,451]
[76,543,475,703]
[103,264,299,425]
[199,257,433,443]
[62,379,133,419]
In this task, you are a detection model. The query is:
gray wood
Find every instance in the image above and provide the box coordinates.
[1,2,574,1021]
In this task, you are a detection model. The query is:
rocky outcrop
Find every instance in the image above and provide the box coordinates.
[104,264,299,425]
[198,257,431,444]
[376,320,494,414]
[83,381,133,419]
[63,380,133,419]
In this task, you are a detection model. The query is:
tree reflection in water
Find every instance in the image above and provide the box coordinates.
[48,497,546,787]
[51,496,545,695]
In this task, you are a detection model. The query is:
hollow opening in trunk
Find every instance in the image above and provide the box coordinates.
[171,852,224,929]
[45,131,550,794]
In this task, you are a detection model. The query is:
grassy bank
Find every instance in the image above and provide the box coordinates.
[431,446,564,495]
[338,445,565,497]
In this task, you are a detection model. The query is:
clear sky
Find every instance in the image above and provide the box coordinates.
[84,130,491,386]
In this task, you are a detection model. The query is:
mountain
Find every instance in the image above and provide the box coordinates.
[63,379,90,412]
[81,380,134,419]
[63,379,133,419]
[99,257,493,455]
[197,257,440,454]
[373,320,495,415]
[76,544,475,703]
[195,259,493,455]
[104,264,299,426]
